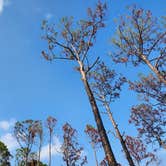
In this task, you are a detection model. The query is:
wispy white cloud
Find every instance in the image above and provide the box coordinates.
[0,0,4,13]
[0,118,16,131]
[0,133,18,151]
[41,136,62,160]
[0,118,17,151]
[0,0,10,14]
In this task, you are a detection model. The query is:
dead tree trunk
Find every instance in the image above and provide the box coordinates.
[104,103,135,166]
[78,61,118,166]
[140,54,166,85]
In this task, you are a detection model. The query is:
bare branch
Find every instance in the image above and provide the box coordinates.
[86,57,100,73]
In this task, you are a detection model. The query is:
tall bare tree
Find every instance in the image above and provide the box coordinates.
[88,62,135,166]
[111,6,166,85]
[128,73,166,150]
[125,136,158,166]
[30,120,43,166]
[61,123,87,166]
[85,124,102,166]
[42,1,117,165]
[14,120,39,166]
[46,116,57,166]
[111,5,166,155]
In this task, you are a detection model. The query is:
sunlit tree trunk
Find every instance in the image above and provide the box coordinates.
[140,54,166,85]
[78,60,118,166]
[104,102,135,166]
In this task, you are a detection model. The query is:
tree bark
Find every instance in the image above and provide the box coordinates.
[155,134,166,150]
[141,54,166,85]
[78,61,118,166]
[104,103,135,166]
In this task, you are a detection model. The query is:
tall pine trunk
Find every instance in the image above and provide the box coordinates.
[78,61,118,166]
[104,103,135,166]
[141,54,166,85]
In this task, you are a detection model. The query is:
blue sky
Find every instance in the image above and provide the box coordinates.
[0,0,166,165]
